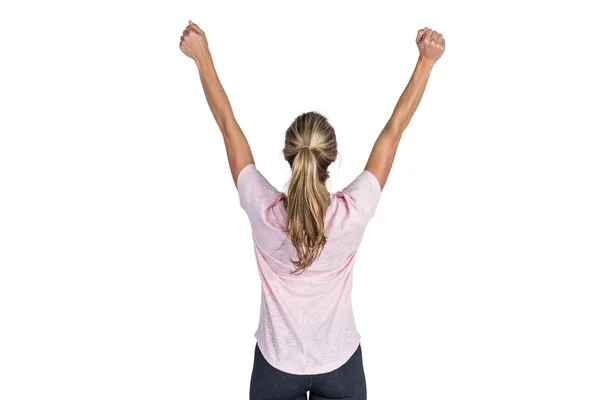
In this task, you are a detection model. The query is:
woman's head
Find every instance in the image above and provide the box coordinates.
[282,111,338,274]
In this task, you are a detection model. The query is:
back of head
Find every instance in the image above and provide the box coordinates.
[282,111,338,275]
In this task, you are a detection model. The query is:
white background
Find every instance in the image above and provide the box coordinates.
[1,1,599,399]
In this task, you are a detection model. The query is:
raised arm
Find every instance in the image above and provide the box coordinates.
[365,27,445,191]
[179,20,254,188]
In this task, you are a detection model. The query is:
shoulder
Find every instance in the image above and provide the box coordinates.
[237,163,284,215]
[334,170,382,221]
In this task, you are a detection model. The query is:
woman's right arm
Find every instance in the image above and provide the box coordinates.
[365,27,445,191]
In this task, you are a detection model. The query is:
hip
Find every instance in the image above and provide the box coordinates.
[250,341,367,400]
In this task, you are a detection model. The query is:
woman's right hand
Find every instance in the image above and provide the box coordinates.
[416,27,445,66]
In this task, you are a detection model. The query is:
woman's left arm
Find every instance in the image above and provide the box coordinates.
[180,20,254,188]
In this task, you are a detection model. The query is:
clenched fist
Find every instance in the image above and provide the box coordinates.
[416,27,445,65]
[179,20,210,62]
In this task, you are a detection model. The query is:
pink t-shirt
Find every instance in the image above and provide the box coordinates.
[237,163,381,375]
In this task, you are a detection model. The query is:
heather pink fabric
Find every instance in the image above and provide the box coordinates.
[237,163,381,375]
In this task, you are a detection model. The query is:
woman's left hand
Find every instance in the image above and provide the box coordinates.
[179,20,210,62]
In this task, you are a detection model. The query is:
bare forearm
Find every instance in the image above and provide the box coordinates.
[384,56,434,135]
[193,52,235,132]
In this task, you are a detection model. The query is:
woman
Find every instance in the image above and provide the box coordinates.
[180,20,445,400]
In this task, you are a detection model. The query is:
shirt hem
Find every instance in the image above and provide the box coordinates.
[254,332,362,376]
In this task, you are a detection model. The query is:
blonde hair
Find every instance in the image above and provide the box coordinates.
[281,111,339,275]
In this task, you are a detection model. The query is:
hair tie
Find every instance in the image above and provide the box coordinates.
[302,145,310,148]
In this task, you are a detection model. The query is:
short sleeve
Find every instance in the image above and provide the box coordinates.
[237,163,282,217]
[341,169,382,220]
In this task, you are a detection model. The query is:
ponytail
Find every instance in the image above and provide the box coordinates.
[286,145,330,274]
[281,111,338,275]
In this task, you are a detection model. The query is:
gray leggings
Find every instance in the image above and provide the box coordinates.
[249,342,367,400]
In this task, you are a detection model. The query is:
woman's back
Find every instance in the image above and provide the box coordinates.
[237,163,381,375]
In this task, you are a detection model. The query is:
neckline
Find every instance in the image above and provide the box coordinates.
[281,193,334,216]
[282,195,332,209]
